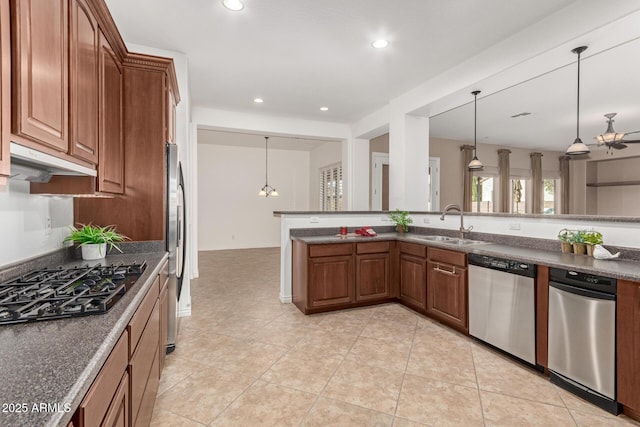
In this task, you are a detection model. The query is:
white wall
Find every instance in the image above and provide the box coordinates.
[198,143,310,250]
[0,181,73,267]
[308,142,342,210]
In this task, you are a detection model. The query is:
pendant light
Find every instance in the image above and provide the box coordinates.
[565,46,590,155]
[258,136,278,197]
[468,90,484,170]
[596,113,625,145]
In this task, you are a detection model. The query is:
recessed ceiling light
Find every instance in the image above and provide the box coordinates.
[372,39,389,49]
[253,98,263,103]
[320,107,329,111]
[222,0,244,11]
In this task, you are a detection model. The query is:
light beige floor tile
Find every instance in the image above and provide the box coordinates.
[150,408,206,427]
[555,386,621,419]
[322,360,404,415]
[302,397,394,427]
[250,322,317,348]
[481,390,576,426]
[210,380,317,427]
[317,314,369,335]
[361,318,417,343]
[406,340,477,388]
[346,336,412,372]
[157,355,210,396]
[571,410,640,426]
[293,328,359,358]
[472,343,564,406]
[372,303,420,326]
[261,350,342,394]
[153,367,254,425]
[211,315,270,338]
[392,417,430,427]
[207,340,288,378]
[395,374,484,427]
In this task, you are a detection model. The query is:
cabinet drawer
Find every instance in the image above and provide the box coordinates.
[75,330,128,427]
[428,247,466,267]
[398,242,426,258]
[309,243,352,257]
[356,241,390,254]
[128,277,160,358]
[130,300,160,427]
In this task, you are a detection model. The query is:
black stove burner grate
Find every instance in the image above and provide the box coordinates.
[0,261,146,325]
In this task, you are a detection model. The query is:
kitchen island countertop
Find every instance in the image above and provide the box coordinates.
[292,232,640,282]
[0,251,168,427]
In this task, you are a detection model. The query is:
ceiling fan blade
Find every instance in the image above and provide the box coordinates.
[621,139,640,144]
[611,142,628,149]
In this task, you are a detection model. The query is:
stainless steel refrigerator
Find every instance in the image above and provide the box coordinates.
[166,143,186,353]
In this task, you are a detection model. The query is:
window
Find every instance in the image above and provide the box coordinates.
[511,178,528,213]
[471,175,496,212]
[543,178,559,214]
[319,164,343,211]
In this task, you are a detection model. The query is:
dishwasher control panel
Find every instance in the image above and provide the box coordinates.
[468,254,536,278]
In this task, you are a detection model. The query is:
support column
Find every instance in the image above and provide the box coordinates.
[389,112,429,210]
[342,138,370,210]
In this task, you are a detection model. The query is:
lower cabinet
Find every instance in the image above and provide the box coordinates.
[618,279,640,420]
[74,261,169,427]
[397,242,427,312]
[292,240,395,314]
[427,247,468,333]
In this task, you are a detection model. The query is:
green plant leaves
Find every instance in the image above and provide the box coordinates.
[63,224,129,253]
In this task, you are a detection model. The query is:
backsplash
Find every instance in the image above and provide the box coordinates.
[0,180,74,268]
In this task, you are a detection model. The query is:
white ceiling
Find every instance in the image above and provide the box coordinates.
[430,36,640,153]
[197,128,335,151]
[104,0,576,123]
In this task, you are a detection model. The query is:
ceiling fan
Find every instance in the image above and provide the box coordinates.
[593,113,640,152]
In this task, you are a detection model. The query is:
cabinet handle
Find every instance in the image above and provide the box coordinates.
[435,263,456,275]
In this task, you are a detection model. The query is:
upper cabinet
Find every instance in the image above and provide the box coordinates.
[69,0,99,164]
[98,29,123,193]
[12,0,69,152]
[166,83,176,143]
[0,0,10,186]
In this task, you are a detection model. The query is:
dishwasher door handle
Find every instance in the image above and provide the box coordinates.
[434,263,456,275]
[549,281,616,301]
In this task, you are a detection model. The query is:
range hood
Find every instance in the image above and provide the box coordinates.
[9,142,97,182]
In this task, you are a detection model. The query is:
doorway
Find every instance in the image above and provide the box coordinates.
[372,152,389,210]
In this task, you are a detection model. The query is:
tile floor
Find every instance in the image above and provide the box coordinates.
[151,248,640,426]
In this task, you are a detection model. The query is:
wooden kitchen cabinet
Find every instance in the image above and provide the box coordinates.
[398,242,427,312]
[74,330,129,427]
[158,261,169,374]
[308,252,354,309]
[69,0,99,164]
[97,29,124,193]
[0,0,10,186]
[166,83,176,143]
[355,241,391,301]
[12,0,69,152]
[618,279,640,421]
[427,247,468,333]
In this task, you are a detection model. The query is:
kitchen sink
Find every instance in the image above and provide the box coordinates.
[417,235,456,242]
[415,235,486,246]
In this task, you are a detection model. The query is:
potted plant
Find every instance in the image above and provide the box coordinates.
[572,230,587,255]
[64,224,129,260]
[389,209,413,233]
[557,229,574,253]
[584,231,603,256]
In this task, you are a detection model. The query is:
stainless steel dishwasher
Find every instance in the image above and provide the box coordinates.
[468,254,536,365]
[548,268,620,414]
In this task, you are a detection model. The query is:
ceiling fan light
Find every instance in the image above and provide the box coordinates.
[271,189,279,197]
[566,137,590,155]
[468,156,484,170]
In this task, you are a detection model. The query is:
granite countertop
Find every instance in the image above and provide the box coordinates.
[292,233,640,282]
[0,251,168,427]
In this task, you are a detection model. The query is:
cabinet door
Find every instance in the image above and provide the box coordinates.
[356,253,390,301]
[427,261,468,333]
[97,30,124,193]
[69,0,98,163]
[0,0,9,185]
[12,0,69,151]
[398,253,426,312]
[101,372,128,427]
[166,84,176,143]
[308,255,353,308]
[618,279,640,415]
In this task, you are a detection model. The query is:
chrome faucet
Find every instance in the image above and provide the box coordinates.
[440,204,473,240]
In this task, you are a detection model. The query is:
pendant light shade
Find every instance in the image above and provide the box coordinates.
[258,136,278,197]
[566,46,590,156]
[468,90,484,170]
[596,113,625,145]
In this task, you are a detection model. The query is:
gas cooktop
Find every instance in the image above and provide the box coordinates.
[0,261,146,325]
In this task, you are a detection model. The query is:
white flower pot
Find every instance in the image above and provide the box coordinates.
[81,243,107,260]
